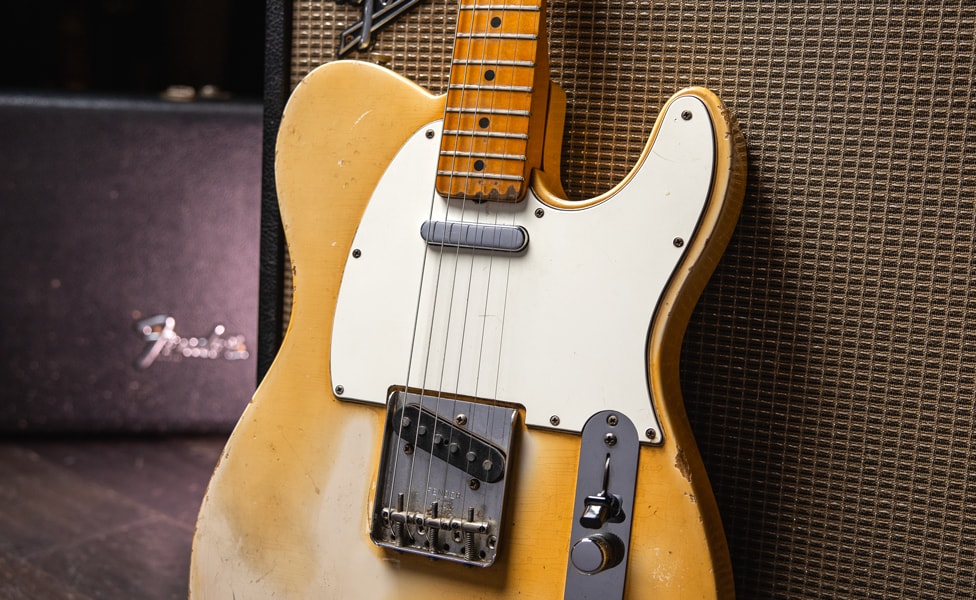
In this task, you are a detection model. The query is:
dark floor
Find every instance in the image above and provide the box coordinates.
[0,436,226,600]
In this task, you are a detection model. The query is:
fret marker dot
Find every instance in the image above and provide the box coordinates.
[484,70,496,81]
[474,160,486,171]
[478,117,490,128]
[490,16,502,27]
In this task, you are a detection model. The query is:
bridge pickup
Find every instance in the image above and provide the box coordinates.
[421,220,528,253]
[393,402,507,482]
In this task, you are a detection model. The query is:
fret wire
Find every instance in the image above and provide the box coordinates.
[448,85,534,93]
[440,151,527,160]
[457,5,541,12]
[455,33,539,40]
[437,171,525,182]
[442,130,529,140]
[453,60,536,67]
[444,107,531,116]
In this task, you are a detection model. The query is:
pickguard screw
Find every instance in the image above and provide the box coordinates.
[605,433,618,447]
[455,413,468,426]
[673,237,685,248]
[469,478,480,490]
[535,208,545,218]
[334,385,344,395]
[606,414,618,426]
[404,443,414,455]
[549,415,560,426]
[352,248,362,258]
[681,110,693,120]
[425,129,435,139]
[645,428,658,440]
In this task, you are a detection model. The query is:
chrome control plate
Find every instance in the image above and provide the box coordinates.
[564,410,639,599]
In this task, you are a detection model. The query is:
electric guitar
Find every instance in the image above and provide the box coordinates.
[190,0,745,597]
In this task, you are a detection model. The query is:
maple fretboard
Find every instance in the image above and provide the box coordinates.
[436,0,547,202]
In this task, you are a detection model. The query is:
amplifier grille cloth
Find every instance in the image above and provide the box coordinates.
[287,2,976,597]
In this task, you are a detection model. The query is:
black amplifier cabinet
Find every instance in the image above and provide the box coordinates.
[0,94,261,433]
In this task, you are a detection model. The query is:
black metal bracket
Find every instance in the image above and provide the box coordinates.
[335,0,426,58]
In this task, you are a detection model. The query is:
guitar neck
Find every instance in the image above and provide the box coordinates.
[436,0,550,203]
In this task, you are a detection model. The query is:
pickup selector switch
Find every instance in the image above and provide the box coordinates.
[571,533,625,575]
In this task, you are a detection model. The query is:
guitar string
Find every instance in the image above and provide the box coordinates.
[390,0,537,548]
[386,120,451,515]
[419,10,478,520]
[388,0,476,512]
[429,0,537,539]
[456,0,533,532]
[419,0,522,532]
[414,0,532,544]
[441,0,519,534]
[405,0,482,530]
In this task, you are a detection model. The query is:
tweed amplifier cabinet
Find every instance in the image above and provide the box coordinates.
[260,1,975,597]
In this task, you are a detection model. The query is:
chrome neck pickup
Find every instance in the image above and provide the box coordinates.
[421,220,528,253]
[370,391,519,567]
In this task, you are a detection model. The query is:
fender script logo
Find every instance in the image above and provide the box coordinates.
[134,314,249,369]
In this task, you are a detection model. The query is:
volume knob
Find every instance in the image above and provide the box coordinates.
[570,533,624,575]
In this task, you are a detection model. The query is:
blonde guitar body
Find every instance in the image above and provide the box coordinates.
[191,60,745,599]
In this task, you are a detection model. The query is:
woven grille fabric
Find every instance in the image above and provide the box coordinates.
[286,2,976,597]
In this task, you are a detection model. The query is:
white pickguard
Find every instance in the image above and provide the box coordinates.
[331,95,715,441]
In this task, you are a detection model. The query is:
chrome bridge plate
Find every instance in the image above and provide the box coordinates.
[370,390,518,567]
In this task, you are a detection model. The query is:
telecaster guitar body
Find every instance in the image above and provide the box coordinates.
[191,46,745,599]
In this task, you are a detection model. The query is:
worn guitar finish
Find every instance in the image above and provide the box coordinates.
[191,1,746,597]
